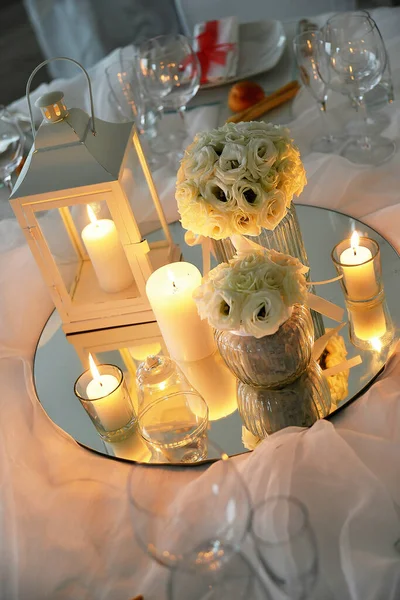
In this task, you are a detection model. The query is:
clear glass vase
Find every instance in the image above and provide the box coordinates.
[237,361,331,437]
[215,304,314,389]
[212,204,325,339]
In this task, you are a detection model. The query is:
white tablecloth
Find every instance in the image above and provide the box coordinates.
[2,8,400,600]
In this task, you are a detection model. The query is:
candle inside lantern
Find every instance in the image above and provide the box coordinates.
[146,262,216,362]
[86,354,134,432]
[81,206,134,293]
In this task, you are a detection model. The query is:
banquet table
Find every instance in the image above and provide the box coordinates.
[2,7,400,600]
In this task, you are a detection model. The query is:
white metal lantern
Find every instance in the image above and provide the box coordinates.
[10,57,181,334]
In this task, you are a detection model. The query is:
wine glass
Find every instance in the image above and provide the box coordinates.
[293,30,345,154]
[251,496,318,600]
[167,551,271,600]
[138,34,200,154]
[127,444,251,573]
[325,12,391,136]
[320,14,395,165]
[0,106,25,193]
[105,55,167,170]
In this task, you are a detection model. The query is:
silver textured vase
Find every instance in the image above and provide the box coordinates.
[237,361,332,438]
[212,204,325,339]
[215,304,314,389]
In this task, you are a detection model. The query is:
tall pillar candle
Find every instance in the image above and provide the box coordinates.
[146,262,216,362]
[81,206,134,293]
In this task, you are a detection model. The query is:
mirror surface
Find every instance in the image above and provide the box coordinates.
[33,206,399,464]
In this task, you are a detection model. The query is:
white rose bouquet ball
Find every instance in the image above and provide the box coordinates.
[194,247,308,338]
[176,121,307,240]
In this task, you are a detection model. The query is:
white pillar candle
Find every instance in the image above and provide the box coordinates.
[339,232,379,301]
[86,355,133,431]
[339,232,386,341]
[81,206,134,293]
[146,262,216,362]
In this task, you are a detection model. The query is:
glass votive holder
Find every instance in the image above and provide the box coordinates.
[74,364,136,442]
[332,236,393,349]
[331,236,382,303]
[137,391,209,463]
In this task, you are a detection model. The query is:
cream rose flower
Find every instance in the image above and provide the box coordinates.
[281,271,307,306]
[205,289,242,330]
[215,143,248,185]
[247,137,278,180]
[256,263,286,290]
[226,269,260,294]
[206,209,232,240]
[241,288,290,338]
[201,178,235,212]
[233,179,266,214]
[234,251,266,273]
[232,210,261,236]
[183,146,218,181]
[175,181,199,205]
[258,190,287,231]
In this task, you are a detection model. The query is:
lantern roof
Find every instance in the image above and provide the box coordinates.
[11,108,134,200]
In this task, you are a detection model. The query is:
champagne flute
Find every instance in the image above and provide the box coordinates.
[320,14,395,165]
[293,30,345,154]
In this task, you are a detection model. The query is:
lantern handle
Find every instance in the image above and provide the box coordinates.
[26,57,96,140]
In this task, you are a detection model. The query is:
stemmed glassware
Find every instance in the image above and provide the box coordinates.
[320,13,395,165]
[293,30,345,154]
[127,443,251,574]
[251,496,318,600]
[137,34,200,164]
[0,106,25,193]
[105,54,166,170]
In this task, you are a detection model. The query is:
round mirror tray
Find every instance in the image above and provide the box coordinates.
[34,206,399,465]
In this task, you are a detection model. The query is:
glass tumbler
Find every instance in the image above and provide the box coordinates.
[331,237,394,349]
[137,391,209,463]
[74,364,136,442]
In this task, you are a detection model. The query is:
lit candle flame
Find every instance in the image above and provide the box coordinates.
[351,231,360,255]
[87,205,97,225]
[370,337,382,352]
[88,353,101,382]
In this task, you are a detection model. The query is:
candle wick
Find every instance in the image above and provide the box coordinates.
[353,247,357,256]
[172,281,177,290]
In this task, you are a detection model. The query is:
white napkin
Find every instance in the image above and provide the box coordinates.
[193,16,238,84]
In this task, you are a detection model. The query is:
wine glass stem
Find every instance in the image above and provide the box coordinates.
[317,99,334,141]
[355,95,372,150]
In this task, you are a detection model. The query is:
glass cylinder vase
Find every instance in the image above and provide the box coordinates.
[212,204,325,339]
[215,304,314,389]
[237,361,331,438]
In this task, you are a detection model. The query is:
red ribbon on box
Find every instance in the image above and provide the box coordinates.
[196,20,235,84]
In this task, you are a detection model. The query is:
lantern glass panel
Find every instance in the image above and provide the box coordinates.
[32,197,139,304]
[120,136,169,240]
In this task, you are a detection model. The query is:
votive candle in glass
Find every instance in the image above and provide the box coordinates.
[74,354,136,442]
[331,232,392,348]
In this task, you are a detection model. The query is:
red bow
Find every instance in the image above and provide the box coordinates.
[196,20,235,84]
